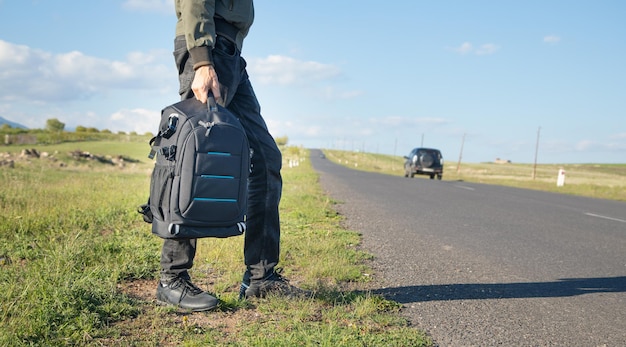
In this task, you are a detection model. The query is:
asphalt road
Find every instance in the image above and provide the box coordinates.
[309,149,626,347]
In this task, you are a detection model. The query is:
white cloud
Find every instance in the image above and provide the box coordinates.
[304,125,322,136]
[574,139,626,152]
[575,140,598,151]
[247,55,361,103]
[266,115,450,150]
[248,55,341,86]
[321,86,364,101]
[454,42,474,55]
[0,40,173,104]
[450,42,499,55]
[122,0,173,14]
[475,43,499,55]
[377,116,449,127]
[543,35,561,44]
[108,108,161,135]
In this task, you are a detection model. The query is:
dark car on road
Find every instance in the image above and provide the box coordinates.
[403,147,444,180]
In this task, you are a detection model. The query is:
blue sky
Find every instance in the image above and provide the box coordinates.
[1,0,625,163]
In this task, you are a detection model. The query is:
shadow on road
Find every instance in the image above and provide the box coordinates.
[373,276,626,303]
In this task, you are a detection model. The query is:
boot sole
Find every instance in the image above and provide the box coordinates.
[155,297,219,312]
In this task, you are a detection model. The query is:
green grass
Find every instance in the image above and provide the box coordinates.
[0,148,158,345]
[323,149,626,201]
[0,142,432,346]
[2,141,621,345]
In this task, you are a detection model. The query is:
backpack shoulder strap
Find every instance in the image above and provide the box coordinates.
[148,113,180,159]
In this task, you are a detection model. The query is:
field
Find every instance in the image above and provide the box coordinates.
[2,141,622,345]
[0,141,431,346]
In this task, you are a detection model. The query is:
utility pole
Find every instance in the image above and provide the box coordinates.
[532,126,541,180]
[457,133,465,174]
[393,138,397,157]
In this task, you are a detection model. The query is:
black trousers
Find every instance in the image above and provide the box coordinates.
[160,35,283,282]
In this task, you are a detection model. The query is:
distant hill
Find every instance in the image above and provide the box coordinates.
[0,116,28,129]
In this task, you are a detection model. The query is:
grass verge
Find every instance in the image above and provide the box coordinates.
[0,142,432,346]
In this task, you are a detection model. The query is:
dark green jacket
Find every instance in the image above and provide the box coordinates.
[175,0,254,69]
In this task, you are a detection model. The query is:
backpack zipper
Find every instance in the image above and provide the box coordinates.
[198,120,215,137]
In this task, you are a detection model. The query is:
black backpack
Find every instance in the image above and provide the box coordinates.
[139,96,249,239]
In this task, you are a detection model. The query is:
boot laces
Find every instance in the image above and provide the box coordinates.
[170,276,203,295]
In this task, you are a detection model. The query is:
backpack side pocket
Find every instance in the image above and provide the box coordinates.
[149,163,175,222]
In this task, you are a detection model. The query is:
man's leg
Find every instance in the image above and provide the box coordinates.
[160,239,196,282]
[159,36,199,282]
[154,36,218,311]
[207,36,291,296]
[156,238,218,311]
[226,77,283,283]
[226,74,306,298]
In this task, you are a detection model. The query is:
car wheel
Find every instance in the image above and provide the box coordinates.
[437,174,442,180]
[420,153,434,168]
[429,174,435,179]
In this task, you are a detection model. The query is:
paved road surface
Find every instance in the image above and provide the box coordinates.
[309,149,626,347]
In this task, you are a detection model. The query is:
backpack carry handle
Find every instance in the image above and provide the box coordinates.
[207,92,218,113]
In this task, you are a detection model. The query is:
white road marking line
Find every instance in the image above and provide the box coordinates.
[455,185,475,191]
[585,213,626,223]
